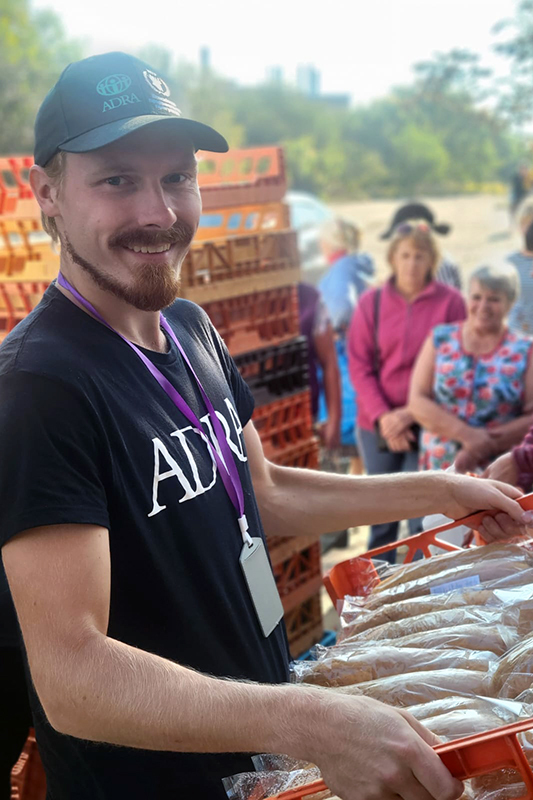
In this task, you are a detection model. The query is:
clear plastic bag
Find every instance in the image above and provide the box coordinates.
[492,633,533,698]
[292,646,498,688]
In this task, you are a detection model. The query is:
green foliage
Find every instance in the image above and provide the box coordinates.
[0,0,81,153]
[493,0,533,125]
[0,6,526,199]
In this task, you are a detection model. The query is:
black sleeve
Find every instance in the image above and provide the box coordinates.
[0,371,111,547]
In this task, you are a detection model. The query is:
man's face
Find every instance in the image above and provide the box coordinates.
[54,124,201,311]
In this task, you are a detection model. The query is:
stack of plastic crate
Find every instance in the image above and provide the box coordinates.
[0,157,57,342]
[0,147,324,657]
[188,147,324,658]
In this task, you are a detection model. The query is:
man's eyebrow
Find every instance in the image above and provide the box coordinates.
[88,159,198,178]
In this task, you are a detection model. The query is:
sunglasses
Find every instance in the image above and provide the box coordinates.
[394,221,431,235]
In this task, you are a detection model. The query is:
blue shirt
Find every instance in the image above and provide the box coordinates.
[507,251,533,335]
[319,251,375,330]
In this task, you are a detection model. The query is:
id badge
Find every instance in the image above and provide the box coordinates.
[239,538,284,638]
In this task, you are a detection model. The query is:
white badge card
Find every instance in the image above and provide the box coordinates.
[239,538,284,638]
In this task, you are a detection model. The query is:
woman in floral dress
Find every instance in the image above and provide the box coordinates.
[409,263,533,474]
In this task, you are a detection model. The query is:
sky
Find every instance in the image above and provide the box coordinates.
[33,0,517,106]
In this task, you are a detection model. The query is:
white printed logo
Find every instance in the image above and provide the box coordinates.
[143,69,170,96]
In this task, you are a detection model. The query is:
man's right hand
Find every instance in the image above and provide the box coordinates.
[482,452,519,486]
[307,694,463,800]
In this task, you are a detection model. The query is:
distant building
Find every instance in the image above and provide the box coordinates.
[296,64,321,98]
[266,66,284,86]
[199,47,211,73]
[320,93,351,109]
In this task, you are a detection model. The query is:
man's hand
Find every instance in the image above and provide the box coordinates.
[482,452,519,487]
[309,694,463,800]
[379,408,414,440]
[440,472,532,541]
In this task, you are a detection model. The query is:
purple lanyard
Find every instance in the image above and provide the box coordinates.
[56,272,252,546]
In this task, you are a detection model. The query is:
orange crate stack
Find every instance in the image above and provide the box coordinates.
[10,733,46,800]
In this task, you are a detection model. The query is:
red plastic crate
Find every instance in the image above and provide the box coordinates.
[201,285,300,356]
[284,592,324,659]
[235,337,309,406]
[253,391,313,460]
[274,542,322,613]
[10,733,46,800]
[0,158,39,217]
[270,438,320,469]
[0,280,50,335]
[197,147,286,209]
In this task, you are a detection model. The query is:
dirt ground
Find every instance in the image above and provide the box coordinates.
[332,193,522,282]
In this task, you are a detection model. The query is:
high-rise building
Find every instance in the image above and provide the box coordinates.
[296,65,321,98]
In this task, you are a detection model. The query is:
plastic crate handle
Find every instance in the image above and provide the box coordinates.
[268,716,533,800]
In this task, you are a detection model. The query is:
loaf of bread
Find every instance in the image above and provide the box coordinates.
[297,646,497,688]
[408,694,533,724]
[386,623,519,655]
[491,634,533,698]
[363,543,533,609]
[336,669,490,706]
[342,605,518,646]
[340,578,533,640]
[421,707,506,740]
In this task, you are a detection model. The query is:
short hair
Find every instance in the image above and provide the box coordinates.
[468,263,520,304]
[40,150,67,244]
[319,217,361,253]
[386,223,440,277]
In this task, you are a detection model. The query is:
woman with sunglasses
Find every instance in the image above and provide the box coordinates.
[348,222,466,558]
[409,263,533,475]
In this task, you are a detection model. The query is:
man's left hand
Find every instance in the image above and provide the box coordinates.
[441,472,533,542]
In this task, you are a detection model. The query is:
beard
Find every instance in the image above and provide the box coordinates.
[63,221,195,312]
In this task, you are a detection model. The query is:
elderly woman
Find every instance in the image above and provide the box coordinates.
[409,263,533,475]
[348,222,466,556]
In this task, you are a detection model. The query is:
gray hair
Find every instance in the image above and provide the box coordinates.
[468,263,520,304]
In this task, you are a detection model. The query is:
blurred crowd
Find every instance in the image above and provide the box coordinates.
[303,199,533,555]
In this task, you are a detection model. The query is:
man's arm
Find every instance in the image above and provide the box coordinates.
[245,421,531,540]
[3,522,462,800]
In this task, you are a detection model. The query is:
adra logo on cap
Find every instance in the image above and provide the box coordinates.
[96,74,132,96]
[96,73,140,113]
[143,69,170,97]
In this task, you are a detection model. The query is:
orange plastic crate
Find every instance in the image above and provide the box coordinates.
[201,285,299,356]
[181,230,300,304]
[0,158,39,217]
[253,391,313,460]
[10,732,46,800]
[323,491,533,608]
[197,147,286,209]
[267,717,533,799]
[283,592,323,659]
[195,202,290,240]
[0,280,50,335]
[270,438,320,469]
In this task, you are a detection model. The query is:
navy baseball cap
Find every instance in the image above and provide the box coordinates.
[34,51,229,166]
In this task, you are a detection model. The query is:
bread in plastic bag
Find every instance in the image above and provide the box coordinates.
[293,646,498,688]
[492,634,533,698]
[335,668,490,706]
[339,579,533,640]
[362,542,533,609]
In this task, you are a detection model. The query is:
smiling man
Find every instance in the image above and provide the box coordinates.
[0,52,531,800]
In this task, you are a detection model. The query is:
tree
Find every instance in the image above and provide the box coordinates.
[0,0,82,154]
[493,0,533,125]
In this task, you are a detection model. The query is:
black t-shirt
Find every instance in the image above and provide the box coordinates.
[0,284,290,799]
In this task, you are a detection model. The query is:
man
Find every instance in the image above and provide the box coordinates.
[1,52,531,800]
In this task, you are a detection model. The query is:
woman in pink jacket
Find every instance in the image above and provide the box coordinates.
[348,222,466,558]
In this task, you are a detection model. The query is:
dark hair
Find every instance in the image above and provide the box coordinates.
[526,220,533,253]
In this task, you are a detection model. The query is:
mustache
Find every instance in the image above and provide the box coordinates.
[109,221,195,249]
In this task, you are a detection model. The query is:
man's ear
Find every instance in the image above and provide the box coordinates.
[29,165,61,218]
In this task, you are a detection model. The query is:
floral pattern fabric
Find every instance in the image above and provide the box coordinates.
[420,323,533,471]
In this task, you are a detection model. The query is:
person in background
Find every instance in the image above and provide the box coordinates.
[510,165,530,225]
[0,566,32,800]
[297,282,341,450]
[410,263,533,476]
[380,202,462,290]
[318,218,375,331]
[348,222,466,557]
[507,206,533,336]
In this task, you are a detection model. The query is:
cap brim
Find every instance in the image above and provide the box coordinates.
[59,114,229,155]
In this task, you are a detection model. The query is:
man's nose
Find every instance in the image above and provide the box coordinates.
[134,184,178,229]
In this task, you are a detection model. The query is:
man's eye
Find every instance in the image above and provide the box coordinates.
[166,173,187,184]
[105,176,125,186]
